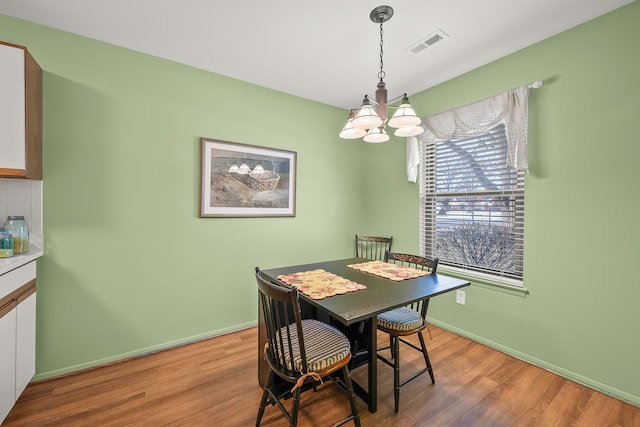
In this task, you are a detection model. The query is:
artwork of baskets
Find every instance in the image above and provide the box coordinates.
[249,168,280,191]
[229,161,280,191]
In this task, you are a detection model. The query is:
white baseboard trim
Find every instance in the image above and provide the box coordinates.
[428,318,639,407]
[32,321,258,381]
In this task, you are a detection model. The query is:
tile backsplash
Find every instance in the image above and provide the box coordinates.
[0,178,43,236]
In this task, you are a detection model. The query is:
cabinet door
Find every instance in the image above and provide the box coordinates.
[0,43,26,172]
[0,306,17,423]
[15,292,36,398]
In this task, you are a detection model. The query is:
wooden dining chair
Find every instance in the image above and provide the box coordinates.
[376,251,439,413]
[351,235,393,358]
[255,268,361,427]
[355,234,393,260]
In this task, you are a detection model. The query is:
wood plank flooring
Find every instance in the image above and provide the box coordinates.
[3,325,639,426]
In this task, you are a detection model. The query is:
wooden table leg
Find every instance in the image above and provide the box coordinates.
[368,317,378,412]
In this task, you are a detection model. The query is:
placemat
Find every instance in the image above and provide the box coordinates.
[347,260,430,281]
[277,269,366,300]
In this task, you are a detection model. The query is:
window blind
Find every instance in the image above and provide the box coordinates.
[420,124,524,285]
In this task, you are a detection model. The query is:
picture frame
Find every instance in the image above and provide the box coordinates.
[200,138,297,217]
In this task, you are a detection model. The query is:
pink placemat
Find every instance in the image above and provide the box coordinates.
[277,269,366,300]
[347,260,430,281]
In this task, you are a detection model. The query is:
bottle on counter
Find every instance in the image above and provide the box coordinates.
[3,216,29,254]
[0,229,13,258]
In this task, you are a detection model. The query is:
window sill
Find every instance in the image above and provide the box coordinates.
[439,267,529,298]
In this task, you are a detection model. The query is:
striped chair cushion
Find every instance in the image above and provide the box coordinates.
[277,319,351,372]
[377,306,424,332]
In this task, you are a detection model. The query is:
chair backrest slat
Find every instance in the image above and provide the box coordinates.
[355,234,393,260]
[384,251,438,273]
[256,268,308,378]
[384,251,438,317]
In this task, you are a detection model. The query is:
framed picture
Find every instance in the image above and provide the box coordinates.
[200,138,297,217]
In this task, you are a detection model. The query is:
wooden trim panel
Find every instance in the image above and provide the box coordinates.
[24,48,42,179]
[0,167,26,177]
[0,279,36,319]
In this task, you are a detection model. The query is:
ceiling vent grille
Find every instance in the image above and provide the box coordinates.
[409,29,449,54]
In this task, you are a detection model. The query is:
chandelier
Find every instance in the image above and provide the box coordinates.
[339,5,424,143]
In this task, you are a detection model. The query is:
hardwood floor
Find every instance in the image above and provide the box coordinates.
[4,325,639,426]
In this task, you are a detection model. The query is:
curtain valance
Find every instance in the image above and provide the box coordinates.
[407,84,536,182]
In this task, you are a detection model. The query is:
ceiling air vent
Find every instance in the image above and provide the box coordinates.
[409,29,449,54]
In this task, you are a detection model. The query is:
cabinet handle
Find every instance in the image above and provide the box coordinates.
[16,280,37,302]
[0,279,36,319]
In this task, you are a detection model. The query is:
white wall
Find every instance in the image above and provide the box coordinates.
[0,179,42,237]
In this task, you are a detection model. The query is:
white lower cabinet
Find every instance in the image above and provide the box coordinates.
[0,261,36,424]
[0,307,17,423]
[15,291,36,399]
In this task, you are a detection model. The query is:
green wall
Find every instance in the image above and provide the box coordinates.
[0,15,368,377]
[365,2,640,405]
[1,0,639,407]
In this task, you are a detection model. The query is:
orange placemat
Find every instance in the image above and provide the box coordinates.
[277,269,366,300]
[348,260,430,281]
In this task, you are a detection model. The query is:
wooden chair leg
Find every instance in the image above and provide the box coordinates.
[389,335,394,359]
[417,331,435,384]
[256,370,274,426]
[290,387,301,427]
[342,365,362,427]
[393,335,401,412]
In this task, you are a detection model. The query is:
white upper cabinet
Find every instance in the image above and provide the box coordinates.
[0,44,25,170]
[0,42,42,180]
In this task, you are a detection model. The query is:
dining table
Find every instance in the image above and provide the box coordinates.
[258,257,470,413]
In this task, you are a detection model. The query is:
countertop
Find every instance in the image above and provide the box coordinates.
[0,235,43,276]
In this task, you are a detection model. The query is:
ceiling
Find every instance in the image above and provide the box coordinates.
[0,0,633,109]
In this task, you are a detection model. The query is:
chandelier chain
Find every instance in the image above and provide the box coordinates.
[378,21,385,81]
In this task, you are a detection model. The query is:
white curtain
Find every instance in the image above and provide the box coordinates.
[406,85,532,182]
[406,136,420,182]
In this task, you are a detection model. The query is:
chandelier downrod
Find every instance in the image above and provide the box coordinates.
[339,5,424,143]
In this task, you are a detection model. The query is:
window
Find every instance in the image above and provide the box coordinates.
[420,124,524,285]
[416,86,533,286]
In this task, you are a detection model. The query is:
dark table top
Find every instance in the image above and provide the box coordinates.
[261,257,470,326]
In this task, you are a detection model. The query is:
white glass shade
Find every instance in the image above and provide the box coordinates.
[363,127,390,143]
[388,102,422,128]
[394,125,425,137]
[228,164,239,173]
[352,102,383,130]
[339,117,367,139]
[238,163,251,174]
